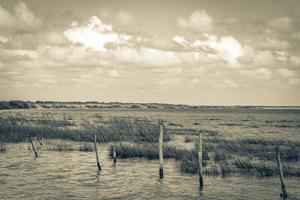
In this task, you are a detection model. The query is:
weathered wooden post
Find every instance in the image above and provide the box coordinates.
[28,140,31,150]
[29,137,38,158]
[158,121,164,179]
[198,133,204,190]
[275,146,287,199]
[94,132,101,171]
[113,145,117,164]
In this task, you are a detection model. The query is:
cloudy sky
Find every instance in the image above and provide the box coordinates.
[0,0,300,105]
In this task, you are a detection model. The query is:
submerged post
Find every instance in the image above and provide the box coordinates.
[29,137,38,158]
[198,133,203,190]
[94,132,101,171]
[113,145,117,164]
[158,121,164,179]
[275,146,288,199]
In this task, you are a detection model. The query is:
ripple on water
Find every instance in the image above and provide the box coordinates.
[1,143,300,200]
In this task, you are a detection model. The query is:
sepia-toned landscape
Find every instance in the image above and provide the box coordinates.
[1,101,300,199]
[1,0,300,199]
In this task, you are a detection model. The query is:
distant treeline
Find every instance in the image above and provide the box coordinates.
[0,101,36,110]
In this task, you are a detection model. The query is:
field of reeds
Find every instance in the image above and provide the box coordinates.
[0,108,299,178]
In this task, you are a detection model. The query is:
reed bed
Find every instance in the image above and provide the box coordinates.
[0,116,171,143]
[108,143,194,160]
[42,140,95,152]
[179,155,300,177]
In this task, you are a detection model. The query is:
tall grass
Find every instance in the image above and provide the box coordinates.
[108,143,199,160]
[0,116,170,143]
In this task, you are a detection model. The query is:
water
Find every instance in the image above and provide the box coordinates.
[1,108,300,199]
[1,143,300,200]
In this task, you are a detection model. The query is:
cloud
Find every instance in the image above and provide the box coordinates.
[268,17,293,32]
[64,16,131,52]
[289,56,300,66]
[215,79,238,89]
[254,50,274,66]
[177,10,213,33]
[257,37,290,50]
[113,11,138,33]
[174,34,244,65]
[0,35,9,43]
[112,46,182,67]
[0,2,41,32]
[44,31,68,46]
[276,68,296,78]
[239,68,272,80]
[292,32,300,40]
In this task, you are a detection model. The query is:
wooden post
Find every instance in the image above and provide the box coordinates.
[113,145,117,164]
[159,121,164,179]
[94,132,101,171]
[29,137,38,158]
[28,140,31,150]
[198,133,203,190]
[275,146,288,199]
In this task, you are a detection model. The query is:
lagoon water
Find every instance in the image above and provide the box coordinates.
[1,143,300,200]
[1,107,300,199]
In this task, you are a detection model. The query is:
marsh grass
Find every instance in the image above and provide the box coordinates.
[107,135,299,177]
[0,116,170,143]
[0,142,6,152]
[43,140,75,151]
[184,135,195,143]
[179,156,300,177]
[79,142,95,152]
[108,143,196,160]
[42,140,95,152]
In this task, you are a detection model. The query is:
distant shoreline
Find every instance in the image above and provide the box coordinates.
[1,100,300,110]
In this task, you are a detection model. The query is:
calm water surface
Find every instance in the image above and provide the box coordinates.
[1,143,300,200]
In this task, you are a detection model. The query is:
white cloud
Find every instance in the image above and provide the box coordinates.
[268,17,292,32]
[276,68,296,78]
[0,2,41,32]
[174,34,244,65]
[275,51,289,62]
[64,16,131,52]
[177,10,213,33]
[239,68,272,80]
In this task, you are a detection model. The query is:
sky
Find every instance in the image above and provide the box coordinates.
[0,0,300,105]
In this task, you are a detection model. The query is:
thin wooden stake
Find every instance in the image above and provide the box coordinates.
[275,146,288,199]
[198,133,203,190]
[29,137,38,158]
[113,146,117,164]
[159,121,164,179]
[94,132,101,171]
